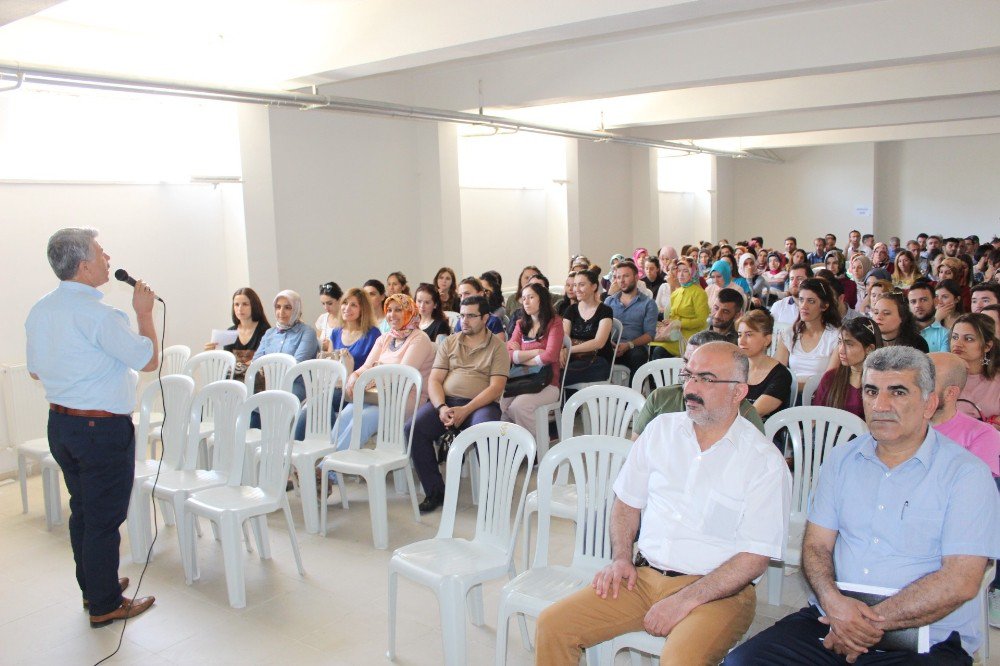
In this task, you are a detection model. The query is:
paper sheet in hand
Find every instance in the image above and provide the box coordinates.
[211,329,239,346]
[834,581,929,653]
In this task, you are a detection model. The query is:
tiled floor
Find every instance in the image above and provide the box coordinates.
[1,471,996,665]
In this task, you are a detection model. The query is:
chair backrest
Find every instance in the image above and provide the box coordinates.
[136,374,195,466]
[230,390,300,493]
[607,319,624,381]
[561,384,645,439]
[161,345,191,376]
[243,353,296,394]
[182,380,246,472]
[769,321,792,356]
[630,357,685,394]
[444,311,459,329]
[282,359,347,442]
[533,435,632,572]
[788,373,800,408]
[183,350,236,389]
[345,364,421,454]
[800,373,822,407]
[436,422,536,555]
[765,406,867,518]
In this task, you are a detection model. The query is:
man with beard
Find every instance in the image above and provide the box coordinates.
[770,263,813,325]
[606,260,658,378]
[710,288,743,344]
[908,280,949,352]
[725,347,999,665]
[536,342,791,665]
[784,236,798,262]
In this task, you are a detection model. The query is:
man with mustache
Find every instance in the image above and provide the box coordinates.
[536,342,791,665]
[726,346,1000,665]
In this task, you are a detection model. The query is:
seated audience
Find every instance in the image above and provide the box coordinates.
[454,277,506,340]
[314,281,343,352]
[806,237,826,265]
[763,252,789,302]
[632,247,649,278]
[736,310,793,420]
[634,331,767,435]
[434,266,460,312]
[478,270,507,319]
[507,264,542,314]
[891,249,920,288]
[939,256,972,311]
[871,292,929,352]
[775,277,841,389]
[406,295,509,513]
[501,283,563,431]
[555,271,577,317]
[812,317,883,420]
[907,280,950,352]
[726,347,999,666]
[385,271,410,296]
[770,263,812,325]
[537,342,790,665]
[935,278,965,331]
[253,289,320,400]
[414,282,451,342]
[204,287,269,384]
[982,303,1000,331]
[870,241,893,274]
[929,352,1000,476]
[653,258,708,358]
[709,287,743,344]
[971,281,1000,313]
[847,252,872,307]
[737,253,767,306]
[814,269,860,324]
[332,294,434,453]
[605,260,657,377]
[562,267,614,385]
[641,257,666,300]
[329,287,381,374]
[950,313,1000,427]
[363,279,389,333]
[790,248,809,268]
[506,273,552,337]
[705,259,734,310]
[858,274,891,317]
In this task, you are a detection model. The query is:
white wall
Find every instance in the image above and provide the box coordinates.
[569,141,637,268]
[659,191,714,249]
[732,143,876,248]
[875,134,1000,241]
[1,182,244,452]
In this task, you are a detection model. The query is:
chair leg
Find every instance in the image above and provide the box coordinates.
[766,559,784,606]
[404,464,420,523]
[127,481,152,564]
[516,612,533,652]
[161,499,176,526]
[17,453,29,513]
[42,466,62,529]
[172,495,196,584]
[219,513,247,608]
[521,506,535,570]
[250,516,271,560]
[495,606,510,666]
[440,583,470,666]
[369,472,389,550]
[467,584,485,626]
[281,499,305,575]
[387,569,398,660]
[319,462,330,537]
[392,469,407,495]
[184,511,200,584]
[336,472,349,510]
[294,458,320,534]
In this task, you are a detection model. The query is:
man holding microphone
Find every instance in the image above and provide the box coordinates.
[26,228,159,627]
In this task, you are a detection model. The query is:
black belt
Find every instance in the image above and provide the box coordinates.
[634,552,687,577]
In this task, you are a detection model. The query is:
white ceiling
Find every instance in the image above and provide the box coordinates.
[1,0,998,150]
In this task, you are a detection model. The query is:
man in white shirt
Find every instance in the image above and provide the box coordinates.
[770,264,812,325]
[536,342,791,665]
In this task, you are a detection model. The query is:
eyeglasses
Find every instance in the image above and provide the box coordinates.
[459,313,485,320]
[678,370,744,385]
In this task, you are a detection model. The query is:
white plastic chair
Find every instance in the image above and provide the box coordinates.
[161,344,191,376]
[182,390,304,609]
[243,352,296,394]
[528,336,573,463]
[126,374,196,564]
[768,321,792,357]
[183,350,236,388]
[564,319,624,397]
[387,422,536,666]
[445,311,460,329]
[800,373,822,407]
[497,435,631,665]
[140,380,246,583]
[318,364,422,548]
[521,384,644,568]
[40,454,63,530]
[764,406,867,606]
[630,357,684,395]
[283,359,347,534]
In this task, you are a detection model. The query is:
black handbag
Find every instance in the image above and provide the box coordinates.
[504,364,554,396]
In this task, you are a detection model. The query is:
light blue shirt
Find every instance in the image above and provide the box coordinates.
[920,320,950,353]
[26,281,153,414]
[605,290,657,342]
[808,429,1000,654]
[252,321,319,363]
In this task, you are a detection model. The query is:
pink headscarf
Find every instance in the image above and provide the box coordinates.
[633,248,649,279]
[384,293,419,340]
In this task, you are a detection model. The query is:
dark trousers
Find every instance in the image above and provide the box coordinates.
[617,346,651,378]
[47,411,135,616]
[724,606,971,666]
[406,396,501,497]
[563,356,611,386]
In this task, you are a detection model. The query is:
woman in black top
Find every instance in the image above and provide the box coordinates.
[562,267,614,385]
[736,309,792,418]
[871,291,929,352]
[415,282,451,342]
[204,287,270,382]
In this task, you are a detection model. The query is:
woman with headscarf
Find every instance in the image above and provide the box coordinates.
[848,252,873,308]
[633,248,649,279]
[737,253,768,307]
[252,289,320,400]
[329,293,435,453]
[705,258,733,311]
[763,252,788,304]
[602,254,627,292]
[653,258,709,358]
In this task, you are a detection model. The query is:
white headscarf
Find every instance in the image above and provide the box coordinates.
[273,289,303,331]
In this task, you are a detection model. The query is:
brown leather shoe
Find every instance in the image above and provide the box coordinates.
[89,595,155,628]
[82,577,130,609]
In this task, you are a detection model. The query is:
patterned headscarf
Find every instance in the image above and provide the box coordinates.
[633,248,649,279]
[273,289,302,331]
[384,293,418,339]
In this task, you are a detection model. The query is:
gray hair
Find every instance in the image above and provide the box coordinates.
[863,346,935,400]
[47,228,98,280]
[696,340,750,383]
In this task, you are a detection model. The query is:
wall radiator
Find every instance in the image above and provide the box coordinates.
[1,364,49,450]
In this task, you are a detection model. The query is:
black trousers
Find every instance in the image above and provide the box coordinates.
[724,606,972,666]
[47,411,135,616]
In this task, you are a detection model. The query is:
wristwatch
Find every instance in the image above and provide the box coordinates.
[627,341,635,350]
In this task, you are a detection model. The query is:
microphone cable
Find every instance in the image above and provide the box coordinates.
[95,297,167,665]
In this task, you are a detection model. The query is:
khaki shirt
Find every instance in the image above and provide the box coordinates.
[435,332,510,400]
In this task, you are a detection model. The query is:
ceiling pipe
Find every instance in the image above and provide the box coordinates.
[0,62,781,163]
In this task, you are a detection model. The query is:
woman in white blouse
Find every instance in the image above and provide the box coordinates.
[315,281,343,352]
[775,277,842,393]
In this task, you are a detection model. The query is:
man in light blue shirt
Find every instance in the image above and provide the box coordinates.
[25,228,159,627]
[726,346,999,665]
[605,261,657,378]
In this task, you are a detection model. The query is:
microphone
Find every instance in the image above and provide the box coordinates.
[115,269,164,302]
